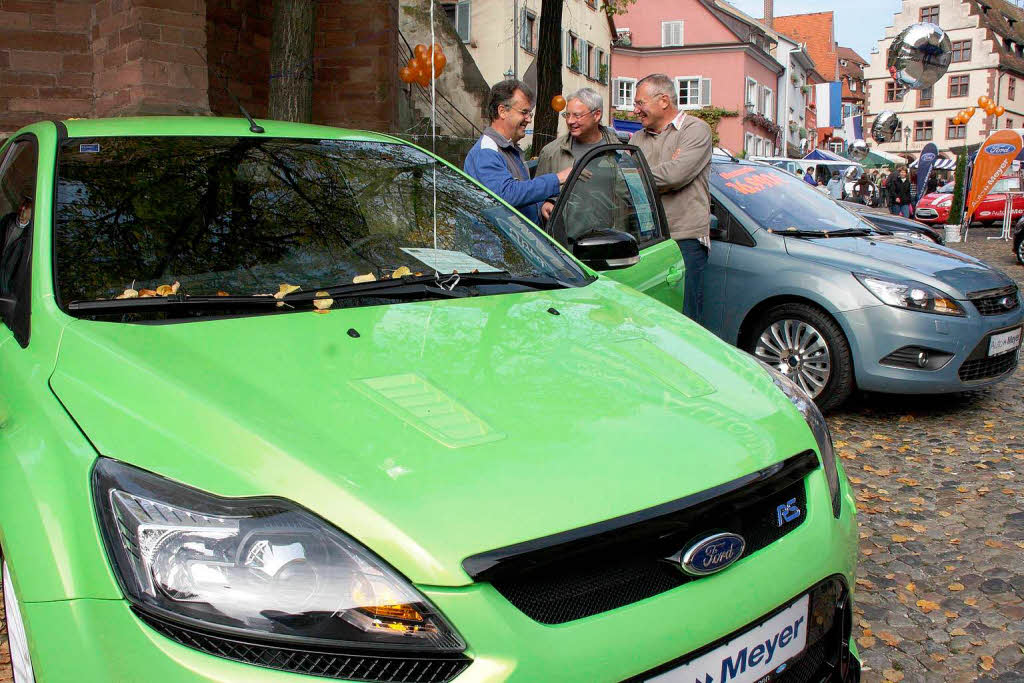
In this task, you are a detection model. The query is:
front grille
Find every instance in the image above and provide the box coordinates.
[627,576,855,683]
[969,285,1020,316]
[959,352,1018,381]
[136,610,471,683]
[464,452,818,624]
[915,208,938,218]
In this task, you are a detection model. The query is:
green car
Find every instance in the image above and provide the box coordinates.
[0,118,859,682]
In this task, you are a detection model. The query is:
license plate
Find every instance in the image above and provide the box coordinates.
[989,327,1022,357]
[648,594,809,683]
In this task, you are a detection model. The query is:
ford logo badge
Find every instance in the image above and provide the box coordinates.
[1001,296,1016,309]
[985,143,1016,155]
[680,533,746,576]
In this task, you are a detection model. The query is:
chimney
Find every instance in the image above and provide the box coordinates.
[764,0,774,28]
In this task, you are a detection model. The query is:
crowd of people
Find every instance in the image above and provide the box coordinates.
[799,164,946,216]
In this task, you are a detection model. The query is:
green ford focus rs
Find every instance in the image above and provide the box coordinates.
[0,117,859,682]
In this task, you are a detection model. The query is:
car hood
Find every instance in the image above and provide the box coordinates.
[50,280,811,586]
[784,234,1014,297]
[917,192,950,207]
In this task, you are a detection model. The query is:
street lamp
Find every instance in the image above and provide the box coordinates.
[903,125,911,153]
[504,67,515,81]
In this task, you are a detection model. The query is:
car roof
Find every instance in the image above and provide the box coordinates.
[57,116,397,143]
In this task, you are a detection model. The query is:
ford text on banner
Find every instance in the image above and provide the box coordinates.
[916,142,938,203]
[814,82,842,128]
[966,130,1023,222]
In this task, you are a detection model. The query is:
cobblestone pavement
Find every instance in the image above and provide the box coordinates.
[0,229,1021,683]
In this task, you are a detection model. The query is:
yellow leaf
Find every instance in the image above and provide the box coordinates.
[877,631,902,647]
[391,266,412,279]
[911,523,927,533]
[883,669,905,682]
[898,414,915,422]
[896,477,919,486]
[891,534,912,543]
[950,627,968,636]
[156,284,174,296]
[965,597,978,606]
[948,583,965,591]
[984,539,1005,548]
[274,284,300,299]
[917,599,941,613]
[313,292,334,312]
[353,273,377,284]
[909,497,926,505]
[930,653,946,662]
[944,610,958,618]
[857,635,876,649]
[980,655,994,671]
[115,288,139,299]
[905,582,916,592]
[856,578,876,590]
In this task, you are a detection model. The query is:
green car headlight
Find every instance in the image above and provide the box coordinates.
[757,361,842,518]
[855,273,965,316]
[92,458,465,652]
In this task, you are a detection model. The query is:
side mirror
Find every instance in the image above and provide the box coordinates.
[709,214,726,240]
[572,229,639,271]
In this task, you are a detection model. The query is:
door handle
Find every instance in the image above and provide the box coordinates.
[666,265,684,285]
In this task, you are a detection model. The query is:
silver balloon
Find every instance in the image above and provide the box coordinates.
[887,22,952,89]
[848,139,870,162]
[872,110,901,143]
[845,164,864,181]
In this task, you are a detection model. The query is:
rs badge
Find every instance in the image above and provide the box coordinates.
[776,498,801,527]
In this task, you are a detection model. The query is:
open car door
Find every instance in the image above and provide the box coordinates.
[545,144,684,311]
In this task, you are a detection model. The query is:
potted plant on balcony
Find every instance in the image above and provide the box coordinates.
[789,121,798,133]
[801,85,811,95]
[599,62,608,84]
[798,127,808,139]
[570,51,581,72]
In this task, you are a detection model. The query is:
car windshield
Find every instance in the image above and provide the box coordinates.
[55,136,588,315]
[938,182,954,193]
[711,163,872,234]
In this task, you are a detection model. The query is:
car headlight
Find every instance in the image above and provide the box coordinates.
[92,458,465,652]
[855,273,965,316]
[757,360,842,518]
[937,197,952,207]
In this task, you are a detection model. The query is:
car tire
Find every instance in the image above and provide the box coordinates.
[744,303,855,413]
[2,552,37,683]
[1015,234,1024,265]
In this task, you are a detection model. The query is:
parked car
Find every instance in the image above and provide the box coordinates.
[548,149,1023,412]
[839,200,944,244]
[1,119,860,682]
[915,177,1024,225]
[1014,215,1024,265]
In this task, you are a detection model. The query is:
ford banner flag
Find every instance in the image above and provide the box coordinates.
[916,142,938,205]
[967,129,1024,222]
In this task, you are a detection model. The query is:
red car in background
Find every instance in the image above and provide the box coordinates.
[915,176,1024,224]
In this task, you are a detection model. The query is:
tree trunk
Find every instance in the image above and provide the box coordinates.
[269,0,316,122]
[532,0,563,156]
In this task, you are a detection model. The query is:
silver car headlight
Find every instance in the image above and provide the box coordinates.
[93,458,465,652]
[855,273,965,316]
[757,360,843,518]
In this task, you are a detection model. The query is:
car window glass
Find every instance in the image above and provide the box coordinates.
[54,137,588,307]
[994,178,1020,193]
[0,140,37,300]
[550,148,660,246]
[711,163,867,233]
[938,182,954,193]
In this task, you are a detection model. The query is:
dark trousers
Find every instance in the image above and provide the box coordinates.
[676,238,708,325]
[890,203,911,218]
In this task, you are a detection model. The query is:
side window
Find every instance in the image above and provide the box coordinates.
[0,138,38,347]
[550,147,663,247]
[710,196,755,247]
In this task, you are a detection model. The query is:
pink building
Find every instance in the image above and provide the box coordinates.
[611,0,785,156]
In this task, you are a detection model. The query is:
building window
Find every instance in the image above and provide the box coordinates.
[952,40,972,62]
[914,120,934,141]
[1011,78,1016,100]
[919,86,933,107]
[947,118,966,139]
[919,5,939,23]
[828,141,844,154]
[595,48,605,82]
[746,77,758,110]
[850,80,857,92]
[761,87,773,120]
[948,74,969,97]
[444,0,471,42]
[885,81,905,102]
[893,126,902,143]
[585,0,596,8]
[614,77,636,109]
[1008,117,1015,128]
[744,133,755,156]
[567,33,580,71]
[676,76,710,109]
[581,41,592,77]
[520,9,536,52]
[662,20,683,47]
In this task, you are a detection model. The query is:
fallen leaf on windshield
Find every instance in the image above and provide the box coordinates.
[156,284,174,296]
[353,273,376,283]
[138,289,157,297]
[217,291,230,296]
[115,288,139,299]
[391,266,412,279]
[313,291,334,314]
[275,284,300,299]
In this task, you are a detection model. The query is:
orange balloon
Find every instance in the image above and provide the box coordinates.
[551,95,567,112]
[985,104,997,115]
[414,44,429,60]
[978,95,991,108]
[431,43,444,57]
[955,115,965,125]
[995,105,1006,116]
[399,66,415,83]
[965,106,976,118]
[432,50,447,75]
[416,68,431,87]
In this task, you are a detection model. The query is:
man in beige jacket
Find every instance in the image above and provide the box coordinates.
[629,74,713,324]
[535,87,621,222]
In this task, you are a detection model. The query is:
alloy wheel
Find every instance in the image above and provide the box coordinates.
[3,560,36,683]
[1016,238,1024,265]
[753,319,832,398]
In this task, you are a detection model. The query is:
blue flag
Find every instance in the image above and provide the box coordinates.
[916,143,938,202]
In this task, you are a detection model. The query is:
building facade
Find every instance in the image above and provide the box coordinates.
[610,0,784,156]
[864,0,1024,160]
[772,12,839,148]
[447,0,613,140]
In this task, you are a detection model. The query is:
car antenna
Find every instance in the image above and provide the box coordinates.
[193,48,264,134]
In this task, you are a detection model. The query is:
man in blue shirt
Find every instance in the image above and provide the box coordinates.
[464,80,572,225]
[803,168,816,186]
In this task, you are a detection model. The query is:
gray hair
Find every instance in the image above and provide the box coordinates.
[567,87,603,113]
[636,73,675,99]
[487,79,534,122]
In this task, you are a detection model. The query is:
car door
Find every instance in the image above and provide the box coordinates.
[704,189,759,336]
[546,144,683,311]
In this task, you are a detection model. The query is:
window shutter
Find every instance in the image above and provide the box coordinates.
[701,78,711,106]
[662,22,670,46]
[456,0,470,42]
[519,8,527,49]
[676,21,683,46]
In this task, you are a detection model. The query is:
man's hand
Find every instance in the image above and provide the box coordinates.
[541,201,555,221]
[556,166,573,184]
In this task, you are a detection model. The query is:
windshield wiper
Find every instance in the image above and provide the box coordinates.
[294,271,572,299]
[825,228,874,237]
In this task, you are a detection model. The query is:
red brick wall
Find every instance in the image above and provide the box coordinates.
[205,0,271,118]
[773,13,837,82]
[0,0,94,131]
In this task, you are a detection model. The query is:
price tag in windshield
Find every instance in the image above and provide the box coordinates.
[718,170,786,196]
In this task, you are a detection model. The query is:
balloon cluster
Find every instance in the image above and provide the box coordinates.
[399,43,448,87]
[952,96,1004,126]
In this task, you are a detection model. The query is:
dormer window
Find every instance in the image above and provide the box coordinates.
[840,59,848,66]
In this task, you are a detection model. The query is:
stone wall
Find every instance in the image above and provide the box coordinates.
[205,0,271,118]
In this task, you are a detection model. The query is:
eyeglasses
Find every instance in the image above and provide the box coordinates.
[633,93,668,108]
[503,104,534,118]
[561,109,598,121]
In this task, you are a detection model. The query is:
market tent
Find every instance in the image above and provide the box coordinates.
[910,156,956,169]
[858,151,897,168]
[803,149,848,162]
[871,149,907,166]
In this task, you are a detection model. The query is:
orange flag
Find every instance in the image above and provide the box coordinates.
[966,129,1023,222]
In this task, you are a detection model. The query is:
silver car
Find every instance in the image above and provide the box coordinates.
[705,157,1023,411]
